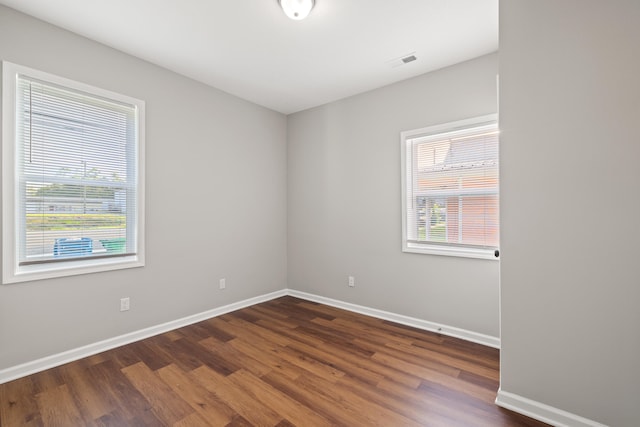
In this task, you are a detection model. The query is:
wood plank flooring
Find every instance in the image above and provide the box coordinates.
[0,296,549,426]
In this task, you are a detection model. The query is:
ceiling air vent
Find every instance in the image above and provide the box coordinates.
[385,52,418,68]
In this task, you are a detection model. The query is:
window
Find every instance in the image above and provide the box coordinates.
[2,62,145,283]
[401,115,499,260]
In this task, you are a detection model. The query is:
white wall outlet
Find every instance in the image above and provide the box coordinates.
[348,276,355,287]
[219,278,226,290]
[120,297,130,312]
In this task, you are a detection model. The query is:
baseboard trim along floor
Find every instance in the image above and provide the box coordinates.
[0,288,500,384]
[495,389,609,427]
[0,289,288,385]
[1,288,607,426]
[287,289,501,349]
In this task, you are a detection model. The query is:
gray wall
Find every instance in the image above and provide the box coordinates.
[287,53,500,337]
[499,1,640,426]
[0,6,287,370]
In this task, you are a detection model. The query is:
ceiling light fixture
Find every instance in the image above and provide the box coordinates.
[279,0,315,20]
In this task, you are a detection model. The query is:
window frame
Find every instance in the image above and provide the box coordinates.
[400,114,499,260]
[2,61,145,284]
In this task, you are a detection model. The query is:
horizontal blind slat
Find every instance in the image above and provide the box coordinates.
[17,74,138,264]
[405,119,499,251]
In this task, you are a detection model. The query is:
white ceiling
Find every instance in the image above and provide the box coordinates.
[0,0,498,115]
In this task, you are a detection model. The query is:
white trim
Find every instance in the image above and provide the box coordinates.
[1,287,610,427]
[1,61,146,284]
[496,389,609,427]
[0,289,287,384]
[404,242,499,260]
[0,288,499,385]
[287,289,500,348]
[400,114,498,141]
[2,61,18,284]
[400,113,500,260]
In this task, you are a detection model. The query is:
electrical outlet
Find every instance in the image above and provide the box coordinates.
[348,276,355,287]
[219,278,226,290]
[120,297,130,312]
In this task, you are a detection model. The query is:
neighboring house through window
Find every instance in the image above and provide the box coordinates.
[401,115,499,259]
[2,62,145,283]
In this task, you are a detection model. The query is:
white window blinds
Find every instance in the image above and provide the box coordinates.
[402,116,499,259]
[16,75,139,265]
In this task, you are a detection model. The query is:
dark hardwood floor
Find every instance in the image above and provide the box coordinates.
[0,296,549,426]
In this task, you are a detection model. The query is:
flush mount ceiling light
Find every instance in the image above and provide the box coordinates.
[279,0,315,20]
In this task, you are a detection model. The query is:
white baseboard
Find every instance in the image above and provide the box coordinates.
[287,289,500,348]
[2,289,610,426]
[0,289,287,385]
[0,287,499,385]
[495,389,609,427]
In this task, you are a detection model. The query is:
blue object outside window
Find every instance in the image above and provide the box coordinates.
[53,238,93,257]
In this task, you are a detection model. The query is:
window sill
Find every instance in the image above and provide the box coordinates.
[2,255,144,284]
[403,242,499,260]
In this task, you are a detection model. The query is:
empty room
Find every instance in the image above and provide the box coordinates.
[0,1,638,426]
